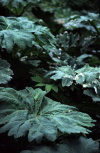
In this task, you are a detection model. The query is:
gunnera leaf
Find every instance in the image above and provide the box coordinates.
[0,87,94,142]
[20,136,99,153]
[0,58,13,84]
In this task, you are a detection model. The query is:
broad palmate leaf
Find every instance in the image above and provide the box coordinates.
[47,65,100,102]
[20,136,99,153]
[0,16,56,55]
[0,58,13,84]
[48,65,100,89]
[0,87,94,142]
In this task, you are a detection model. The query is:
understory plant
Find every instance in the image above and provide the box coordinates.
[0,0,100,153]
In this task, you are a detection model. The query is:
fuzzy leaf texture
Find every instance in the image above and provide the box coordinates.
[20,136,99,153]
[0,58,13,84]
[0,87,94,142]
[0,16,56,56]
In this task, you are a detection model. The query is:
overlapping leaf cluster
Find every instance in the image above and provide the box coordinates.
[56,13,100,56]
[47,65,100,88]
[0,16,56,58]
[47,65,100,102]
[0,0,100,153]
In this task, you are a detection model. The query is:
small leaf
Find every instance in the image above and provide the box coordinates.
[45,84,52,92]
[52,85,58,93]
[32,76,43,83]
[35,83,45,87]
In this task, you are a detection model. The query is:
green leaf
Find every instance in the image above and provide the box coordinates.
[47,66,75,87]
[0,87,94,142]
[77,54,92,63]
[84,89,100,102]
[64,13,100,32]
[32,76,43,83]
[75,65,100,88]
[0,0,41,15]
[0,58,13,84]
[20,136,99,153]
[45,84,52,92]
[47,65,100,90]
[35,83,45,87]
[52,85,58,93]
[0,16,56,56]
[0,16,33,51]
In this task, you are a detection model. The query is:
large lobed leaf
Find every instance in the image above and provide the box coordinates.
[0,58,13,84]
[0,87,94,142]
[47,66,75,87]
[0,16,56,56]
[47,65,100,88]
[47,65,100,102]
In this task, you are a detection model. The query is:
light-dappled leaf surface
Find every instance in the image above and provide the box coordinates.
[21,136,99,153]
[75,65,100,89]
[0,87,94,142]
[0,58,13,84]
[64,13,100,32]
[47,65,100,89]
[47,66,75,87]
[0,16,56,56]
[47,65,100,101]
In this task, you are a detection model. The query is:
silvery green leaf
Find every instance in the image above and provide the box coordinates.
[0,87,94,142]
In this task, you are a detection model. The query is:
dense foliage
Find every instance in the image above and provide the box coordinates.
[0,0,100,153]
